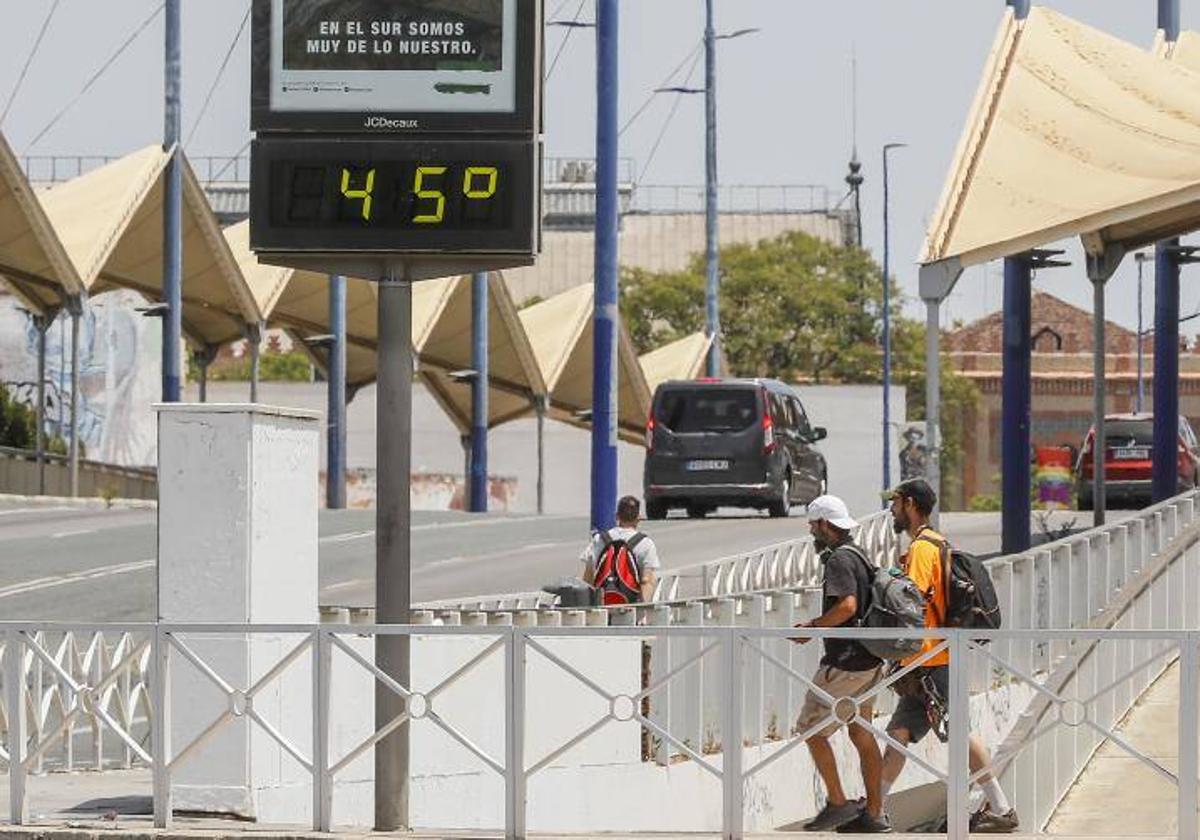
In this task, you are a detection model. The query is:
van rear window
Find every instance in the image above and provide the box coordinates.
[657,389,758,433]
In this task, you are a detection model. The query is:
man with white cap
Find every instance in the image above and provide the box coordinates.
[793,495,890,833]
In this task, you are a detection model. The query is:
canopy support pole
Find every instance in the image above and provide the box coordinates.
[66,295,84,499]
[469,272,489,513]
[33,314,50,496]
[328,275,348,509]
[1001,256,1032,553]
[245,320,264,403]
[1153,242,1200,501]
[1085,240,1124,527]
[918,260,962,526]
[536,396,547,515]
[193,344,219,403]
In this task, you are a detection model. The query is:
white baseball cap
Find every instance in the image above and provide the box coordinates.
[806,495,859,530]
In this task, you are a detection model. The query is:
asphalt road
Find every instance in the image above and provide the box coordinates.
[0,502,1113,623]
[0,503,823,622]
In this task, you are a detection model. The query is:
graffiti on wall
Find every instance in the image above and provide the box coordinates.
[0,290,160,467]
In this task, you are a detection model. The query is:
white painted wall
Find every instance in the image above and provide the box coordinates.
[157,404,320,821]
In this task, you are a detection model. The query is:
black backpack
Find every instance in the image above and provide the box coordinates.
[843,545,927,661]
[915,535,1003,631]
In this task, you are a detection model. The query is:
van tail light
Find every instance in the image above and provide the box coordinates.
[646,413,655,452]
[762,412,776,455]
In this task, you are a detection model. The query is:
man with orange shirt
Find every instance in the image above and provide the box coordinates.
[880,479,1019,834]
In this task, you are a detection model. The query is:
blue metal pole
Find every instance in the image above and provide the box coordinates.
[882,145,900,495]
[328,275,347,509]
[1153,240,1181,501]
[704,0,720,377]
[469,272,489,513]
[1160,0,1181,41]
[162,0,182,402]
[1001,255,1032,553]
[1008,0,1030,19]
[591,0,619,532]
[1153,0,1181,502]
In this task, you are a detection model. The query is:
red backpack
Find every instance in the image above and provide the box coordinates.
[592,531,646,605]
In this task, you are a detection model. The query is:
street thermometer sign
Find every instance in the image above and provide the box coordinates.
[249,0,542,279]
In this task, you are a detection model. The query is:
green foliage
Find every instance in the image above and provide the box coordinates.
[620,229,981,508]
[0,383,70,454]
[194,351,314,383]
[968,493,1002,512]
[621,231,885,383]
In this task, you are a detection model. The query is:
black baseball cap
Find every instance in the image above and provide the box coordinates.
[883,478,937,514]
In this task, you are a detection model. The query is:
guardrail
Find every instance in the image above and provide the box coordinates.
[1,621,1196,838]
[414,509,895,615]
[0,445,157,500]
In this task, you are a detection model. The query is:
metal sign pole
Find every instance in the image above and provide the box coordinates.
[470,271,489,512]
[703,0,720,378]
[375,275,412,831]
[162,0,182,403]
[328,275,348,509]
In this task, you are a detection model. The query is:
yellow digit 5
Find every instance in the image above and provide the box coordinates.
[340,168,375,220]
[464,166,498,199]
[413,166,448,224]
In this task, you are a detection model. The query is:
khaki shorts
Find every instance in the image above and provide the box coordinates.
[796,664,884,739]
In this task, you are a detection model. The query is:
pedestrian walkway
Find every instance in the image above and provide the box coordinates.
[1048,662,1182,836]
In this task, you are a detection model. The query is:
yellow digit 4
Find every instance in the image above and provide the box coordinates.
[340,168,376,220]
[413,166,448,224]
[463,166,499,199]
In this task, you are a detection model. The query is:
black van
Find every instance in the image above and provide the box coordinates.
[643,379,828,519]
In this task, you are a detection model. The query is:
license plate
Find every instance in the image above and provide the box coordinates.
[686,459,730,472]
[1113,447,1149,460]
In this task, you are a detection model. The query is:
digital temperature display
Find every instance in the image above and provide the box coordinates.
[250,136,538,256]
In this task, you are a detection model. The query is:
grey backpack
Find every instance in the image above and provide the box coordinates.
[843,545,927,661]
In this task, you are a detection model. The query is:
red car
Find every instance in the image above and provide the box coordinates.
[1075,413,1200,510]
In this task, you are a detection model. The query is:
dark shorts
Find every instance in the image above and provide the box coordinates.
[887,665,949,744]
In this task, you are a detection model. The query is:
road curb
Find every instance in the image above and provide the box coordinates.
[0,494,157,511]
[0,830,414,840]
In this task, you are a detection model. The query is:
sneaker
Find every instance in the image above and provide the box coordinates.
[803,800,862,832]
[970,805,1020,833]
[836,808,893,833]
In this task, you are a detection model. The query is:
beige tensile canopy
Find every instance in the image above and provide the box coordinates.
[412,274,546,432]
[0,131,84,315]
[518,283,651,443]
[226,221,545,424]
[639,332,718,394]
[40,146,261,347]
[922,7,1200,273]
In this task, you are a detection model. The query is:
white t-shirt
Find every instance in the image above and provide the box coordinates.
[579,526,661,574]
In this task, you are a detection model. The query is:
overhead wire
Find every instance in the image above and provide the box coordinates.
[637,48,705,184]
[545,0,588,82]
[186,4,251,147]
[209,138,251,181]
[26,2,165,150]
[619,39,703,137]
[1,0,65,127]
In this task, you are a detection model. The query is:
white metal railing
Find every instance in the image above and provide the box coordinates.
[1,622,1196,839]
[415,509,896,615]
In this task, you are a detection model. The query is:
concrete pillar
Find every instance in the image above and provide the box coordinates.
[156,404,320,820]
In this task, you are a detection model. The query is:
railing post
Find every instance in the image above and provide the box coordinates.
[722,628,743,840]
[313,628,331,831]
[6,630,26,824]
[1179,633,1199,840]
[152,628,172,828]
[946,632,970,840]
[505,627,526,840]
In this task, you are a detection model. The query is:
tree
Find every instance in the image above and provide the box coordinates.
[0,383,69,455]
[621,230,885,383]
[620,229,979,506]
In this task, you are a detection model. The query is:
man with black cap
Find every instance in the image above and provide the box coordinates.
[880,479,1018,834]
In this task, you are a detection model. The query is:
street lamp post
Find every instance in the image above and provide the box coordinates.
[882,142,906,496]
[658,21,758,378]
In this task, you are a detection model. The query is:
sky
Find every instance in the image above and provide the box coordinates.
[2,1,1200,336]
